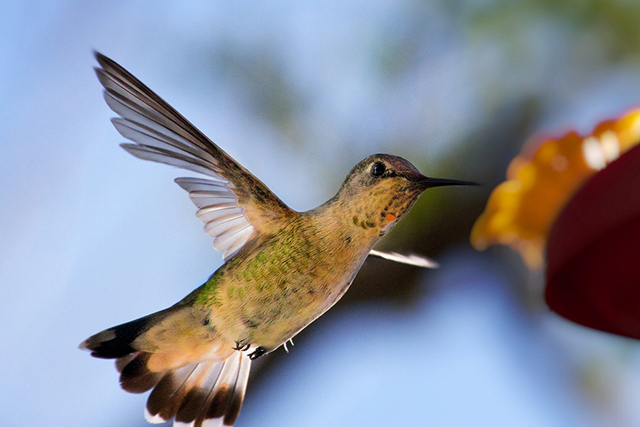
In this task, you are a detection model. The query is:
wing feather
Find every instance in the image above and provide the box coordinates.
[122,144,220,178]
[368,249,439,269]
[112,118,217,164]
[95,52,295,261]
[173,177,256,260]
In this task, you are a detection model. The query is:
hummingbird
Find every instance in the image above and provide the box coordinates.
[80,52,476,427]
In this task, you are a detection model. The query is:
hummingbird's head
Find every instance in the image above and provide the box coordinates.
[336,154,475,236]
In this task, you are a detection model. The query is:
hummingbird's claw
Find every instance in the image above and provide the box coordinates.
[248,347,267,360]
[233,341,251,351]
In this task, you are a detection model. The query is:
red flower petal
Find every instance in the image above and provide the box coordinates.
[546,143,640,338]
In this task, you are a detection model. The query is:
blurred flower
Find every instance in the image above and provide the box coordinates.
[471,108,640,269]
[545,142,640,338]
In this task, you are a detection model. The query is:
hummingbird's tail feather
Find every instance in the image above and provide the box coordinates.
[81,304,252,426]
[145,351,251,427]
[80,306,184,394]
[119,352,164,393]
[79,306,180,359]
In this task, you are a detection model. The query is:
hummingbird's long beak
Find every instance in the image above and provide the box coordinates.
[417,176,479,188]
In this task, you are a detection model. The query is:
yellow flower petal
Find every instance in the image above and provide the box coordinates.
[471,108,640,269]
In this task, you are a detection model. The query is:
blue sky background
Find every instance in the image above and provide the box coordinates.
[3,1,640,426]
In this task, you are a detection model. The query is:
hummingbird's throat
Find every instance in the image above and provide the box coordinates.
[377,209,401,236]
[380,216,398,236]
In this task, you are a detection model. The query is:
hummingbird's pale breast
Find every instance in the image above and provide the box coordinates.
[190,208,380,352]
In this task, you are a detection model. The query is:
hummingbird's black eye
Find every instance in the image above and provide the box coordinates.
[370,161,386,177]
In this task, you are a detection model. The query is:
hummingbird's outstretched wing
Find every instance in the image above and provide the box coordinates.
[368,250,439,268]
[94,52,294,260]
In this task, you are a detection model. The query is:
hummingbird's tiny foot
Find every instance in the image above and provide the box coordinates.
[233,340,251,351]
[248,347,266,360]
[282,339,294,353]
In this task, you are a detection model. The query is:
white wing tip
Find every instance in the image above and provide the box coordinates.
[369,249,440,269]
